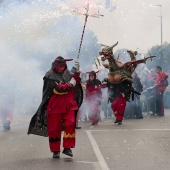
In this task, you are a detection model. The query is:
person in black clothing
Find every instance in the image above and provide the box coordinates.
[132,72,143,119]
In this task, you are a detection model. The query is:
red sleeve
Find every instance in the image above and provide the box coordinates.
[57,83,72,91]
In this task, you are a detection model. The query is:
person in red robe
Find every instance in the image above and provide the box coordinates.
[84,71,102,125]
[154,66,169,116]
[28,56,82,158]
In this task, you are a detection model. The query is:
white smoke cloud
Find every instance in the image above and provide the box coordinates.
[0,0,101,117]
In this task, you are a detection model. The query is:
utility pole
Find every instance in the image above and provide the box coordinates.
[157,5,163,46]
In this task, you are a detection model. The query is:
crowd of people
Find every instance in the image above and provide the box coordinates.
[79,65,169,123]
[138,66,169,116]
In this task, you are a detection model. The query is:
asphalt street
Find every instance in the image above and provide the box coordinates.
[0,110,170,170]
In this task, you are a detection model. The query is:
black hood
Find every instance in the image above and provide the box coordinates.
[51,56,67,70]
[89,71,96,80]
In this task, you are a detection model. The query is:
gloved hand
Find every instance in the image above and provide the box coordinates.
[69,77,76,87]
[102,78,108,83]
[74,61,80,72]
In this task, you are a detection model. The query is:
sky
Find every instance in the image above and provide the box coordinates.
[85,0,170,53]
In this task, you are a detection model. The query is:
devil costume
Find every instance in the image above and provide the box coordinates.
[85,71,102,125]
[28,56,82,158]
[99,42,155,125]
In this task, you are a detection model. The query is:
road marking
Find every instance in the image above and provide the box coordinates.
[86,130,110,170]
[89,129,170,131]
[85,128,170,170]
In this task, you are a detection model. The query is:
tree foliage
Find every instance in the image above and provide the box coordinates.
[146,42,170,72]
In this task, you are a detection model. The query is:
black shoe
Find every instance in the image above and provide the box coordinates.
[118,121,122,125]
[53,152,60,158]
[62,148,73,157]
[75,126,81,129]
[91,122,98,126]
[114,119,119,123]
[3,120,10,131]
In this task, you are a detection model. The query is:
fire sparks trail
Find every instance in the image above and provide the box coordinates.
[75,1,104,61]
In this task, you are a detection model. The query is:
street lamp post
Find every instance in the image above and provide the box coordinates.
[157,5,163,46]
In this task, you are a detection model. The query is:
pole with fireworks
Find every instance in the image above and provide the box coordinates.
[75,2,104,62]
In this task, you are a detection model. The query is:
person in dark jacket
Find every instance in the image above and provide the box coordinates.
[132,71,143,119]
[28,56,82,158]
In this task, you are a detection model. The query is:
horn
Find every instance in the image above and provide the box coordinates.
[64,59,73,61]
[95,70,99,74]
[110,41,118,49]
[127,50,137,61]
[100,44,107,47]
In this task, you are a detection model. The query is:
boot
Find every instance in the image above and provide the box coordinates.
[53,152,60,158]
[114,118,119,123]
[62,148,73,157]
[91,122,98,126]
[118,121,122,125]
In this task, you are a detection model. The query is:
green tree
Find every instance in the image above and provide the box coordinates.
[146,42,170,72]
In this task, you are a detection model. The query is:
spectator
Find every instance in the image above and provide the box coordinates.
[154,66,169,116]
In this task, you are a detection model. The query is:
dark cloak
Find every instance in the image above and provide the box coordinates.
[27,69,63,137]
[27,68,83,137]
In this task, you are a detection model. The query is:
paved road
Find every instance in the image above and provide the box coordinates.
[0,110,170,170]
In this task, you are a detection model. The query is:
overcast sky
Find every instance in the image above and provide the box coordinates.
[84,0,170,54]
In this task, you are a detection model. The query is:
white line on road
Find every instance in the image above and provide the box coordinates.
[89,129,170,131]
[86,130,110,170]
